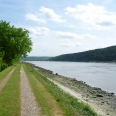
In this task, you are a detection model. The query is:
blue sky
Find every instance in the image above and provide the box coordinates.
[1,0,116,56]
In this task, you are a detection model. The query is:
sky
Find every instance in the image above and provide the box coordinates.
[1,0,116,56]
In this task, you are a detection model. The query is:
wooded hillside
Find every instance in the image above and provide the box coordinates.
[50,45,116,62]
[21,56,50,61]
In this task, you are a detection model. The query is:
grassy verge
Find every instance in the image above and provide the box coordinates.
[23,63,97,116]
[0,65,15,82]
[0,64,21,116]
[23,64,65,116]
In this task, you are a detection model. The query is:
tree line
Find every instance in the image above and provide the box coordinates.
[50,46,116,62]
[21,56,50,61]
[0,21,32,71]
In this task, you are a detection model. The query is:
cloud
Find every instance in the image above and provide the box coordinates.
[33,42,49,49]
[82,34,97,39]
[70,25,75,28]
[25,13,46,23]
[39,6,66,23]
[96,21,114,26]
[31,42,55,56]
[27,26,49,38]
[65,3,116,29]
[56,31,97,40]
[56,31,80,39]
[25,6,66,23]
[60,42,81,47]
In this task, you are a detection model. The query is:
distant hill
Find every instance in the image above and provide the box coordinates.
[21,56,50,61]
[49,45,116,62]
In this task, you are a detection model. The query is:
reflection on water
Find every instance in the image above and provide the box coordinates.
[27,61,116,94]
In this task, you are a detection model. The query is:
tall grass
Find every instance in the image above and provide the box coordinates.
[0,65,14,82]
[0,64,20,116]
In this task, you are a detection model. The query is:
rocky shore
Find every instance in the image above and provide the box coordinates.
[27,63,116,116]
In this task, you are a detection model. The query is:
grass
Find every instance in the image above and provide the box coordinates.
[23,64,65,116]
[0,65,15,83]
[23,63,98,116]
[0,64,21,116]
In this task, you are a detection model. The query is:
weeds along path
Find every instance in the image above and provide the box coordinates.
[0,67,15,92]
[20,66,41,116]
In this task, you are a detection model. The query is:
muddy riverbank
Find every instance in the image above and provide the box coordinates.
[27,63,116,116]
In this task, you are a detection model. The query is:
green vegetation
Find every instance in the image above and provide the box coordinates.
[0,20,32,71]
[0,65,14,83]
[21,56,50,61]
[23,63,97,116]
[50,45,116,62]
[0,64,20,116]
[23,64,65,116]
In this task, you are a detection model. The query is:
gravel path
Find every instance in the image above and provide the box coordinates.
[0,67,15,92]
[20,67,41,116]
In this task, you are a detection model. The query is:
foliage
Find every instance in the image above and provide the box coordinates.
[50,45,116,62]
[0,20,32,71]
[21,56,50,61]
[0,51,7,71]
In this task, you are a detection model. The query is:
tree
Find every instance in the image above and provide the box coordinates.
[0,20,32,70]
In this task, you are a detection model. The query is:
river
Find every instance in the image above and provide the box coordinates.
[27,61,116,94]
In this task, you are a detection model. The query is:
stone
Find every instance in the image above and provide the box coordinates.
[96,94,103,97]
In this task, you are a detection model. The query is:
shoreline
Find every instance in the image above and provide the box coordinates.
[27,62,116,116]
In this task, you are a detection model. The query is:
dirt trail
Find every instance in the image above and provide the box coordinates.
[0,67,15,92]
[20,67,41,116]
[47,78,109,116]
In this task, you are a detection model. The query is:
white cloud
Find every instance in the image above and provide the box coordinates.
[39,6,66,23]
[65,3,116,29]
[25,6,66,23]
[70,24,75,28]
[60,42,81,47]
[25,13,46,23]
[27,26,49,38]
[31,42,56,56]
[56,31,80,39]
[82,34,97,39]
[56,31,97,40]
[33,42,49,49]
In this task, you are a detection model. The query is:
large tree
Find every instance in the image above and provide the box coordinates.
[0,20,32,70]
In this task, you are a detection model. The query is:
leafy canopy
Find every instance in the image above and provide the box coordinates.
[0,20,32,70]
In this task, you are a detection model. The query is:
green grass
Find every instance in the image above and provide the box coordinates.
[23,64,65,116]
[0,65,15,82]
[23,63,98,116]
[0,64,21,116]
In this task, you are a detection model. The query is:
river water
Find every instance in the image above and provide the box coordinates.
[27,61,116,94]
